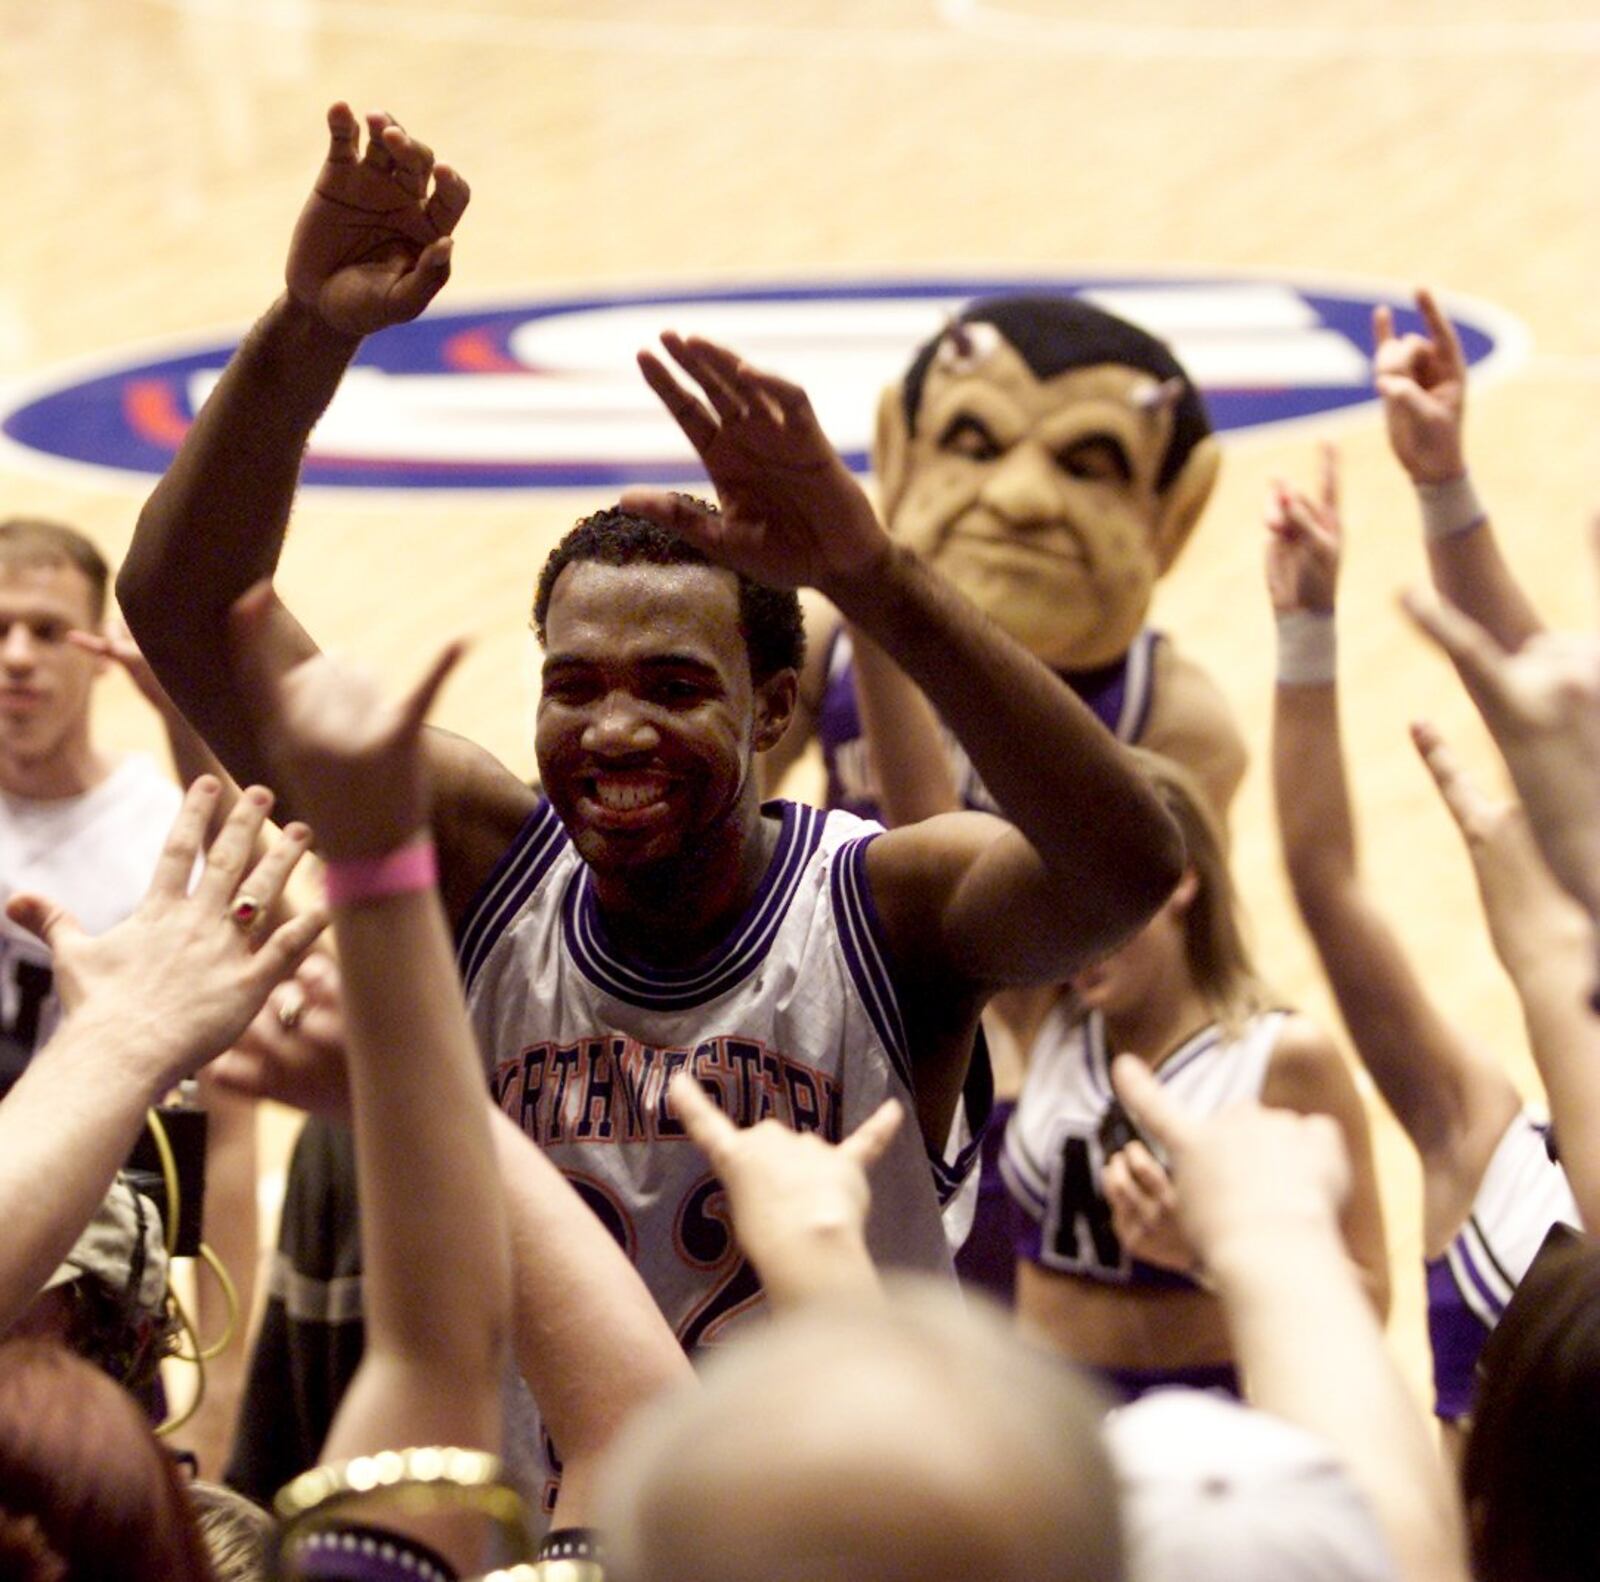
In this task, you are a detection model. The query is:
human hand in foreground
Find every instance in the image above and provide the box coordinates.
[1403,530,1600,923]
[230,581,465,860]
[1372,288,1467,487]
[669,1073,902,1305]
[7,778,325,1085]
[1101,1129,1199,1276]
[210,950,352,1118]
[624,334,890,598]
[1110,1054,1351,1276]
[285,101,470,339]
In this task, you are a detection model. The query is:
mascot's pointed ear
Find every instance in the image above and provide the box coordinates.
[1152,433,1221,574]
[873,382,913,525]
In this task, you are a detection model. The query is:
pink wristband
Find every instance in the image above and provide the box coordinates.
[323,838,438,908]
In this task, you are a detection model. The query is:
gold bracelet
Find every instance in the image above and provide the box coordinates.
[271,1446,535,1574]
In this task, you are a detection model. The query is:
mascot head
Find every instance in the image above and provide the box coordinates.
[875,296,1221,669]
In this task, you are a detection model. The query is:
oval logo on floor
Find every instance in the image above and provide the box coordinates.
[0,276,1525,492]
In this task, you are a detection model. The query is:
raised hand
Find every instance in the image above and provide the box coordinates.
[211,951,352,1118]
[68,617,169,712]
[1110,1055,1350,1272]
[1403,534,1600,922]
[1372,289,1467,486]
[623,333,890,596]
[1411,718,1590,955]
[5,779,325,1085]
[1101,1136,1198,1276]
[669,1071,901,1302]
[285,103,469,340]
[229,581,464,860]
[1264,444,1343,615]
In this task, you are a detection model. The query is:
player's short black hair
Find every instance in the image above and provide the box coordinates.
[900,295,1212,493]
[533,505,805,683]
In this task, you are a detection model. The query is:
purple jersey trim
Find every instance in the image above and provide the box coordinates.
[455,798,569,993]
[829,832,912,1092]
[1426,1254,1489,1422]
[559,801,822,1010]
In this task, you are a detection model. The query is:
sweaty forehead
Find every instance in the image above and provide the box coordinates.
[918,342,1170,433]
[542,558,746,667]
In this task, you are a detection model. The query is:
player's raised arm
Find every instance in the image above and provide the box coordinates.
[1267,449,1518,1233]
[626,334,1183,990]
[120,104,464,789]
[120,105,533,920]
[1373,288,1542,650]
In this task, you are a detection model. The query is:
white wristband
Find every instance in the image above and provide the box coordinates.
[1276,610,1336,686]
[1417,473,1487,543]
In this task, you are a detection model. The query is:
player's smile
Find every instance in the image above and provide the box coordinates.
[536,558,760,878]
[580,770,678,829]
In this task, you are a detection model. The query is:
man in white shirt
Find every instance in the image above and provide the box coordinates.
[0,519,181,1087]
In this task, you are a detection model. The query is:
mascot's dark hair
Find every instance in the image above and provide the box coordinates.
[901,295,1212,493]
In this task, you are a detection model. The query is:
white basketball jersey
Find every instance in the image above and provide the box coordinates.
[1003,1005,1284,1285]
[1426,1109,1580,1420]
[0,755,180,1080]
[457,798,963,1354]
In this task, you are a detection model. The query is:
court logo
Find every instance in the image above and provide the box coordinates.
[0,276,1524,492]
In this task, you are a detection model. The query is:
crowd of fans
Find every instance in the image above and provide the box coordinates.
[1,100,1597,1582]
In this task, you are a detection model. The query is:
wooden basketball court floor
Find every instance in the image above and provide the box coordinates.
[5,0,1600,1409]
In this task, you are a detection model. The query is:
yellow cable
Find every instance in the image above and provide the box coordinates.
[192,1240,241,1360]
[155,1283,205,1438]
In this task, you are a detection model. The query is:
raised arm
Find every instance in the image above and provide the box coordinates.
[120,105,464,792]
[669,1072,902,1307]
[1414,723,1600,1228]
[1268,450,1518,1236]
[1374,288,1542,649]
[625,334,1182,989]
[1403,525,1600,930]
[0,781,320,1334]
[1113,1058,1470,1582]
[229,595,510,1487]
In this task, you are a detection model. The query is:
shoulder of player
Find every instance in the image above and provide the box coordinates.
[1259,1013,1356,1117]
[424,726,541,926]
[861,809,1013,967]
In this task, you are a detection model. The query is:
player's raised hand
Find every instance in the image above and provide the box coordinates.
[285,103,470,339]
[1372,288,1467,487]
[624,334,890,596]
[5,779,325,1082]
[1264,444,1343,615]
[229,581,464,860]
